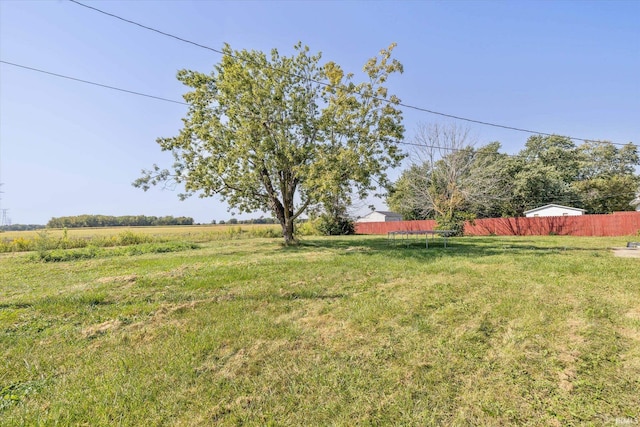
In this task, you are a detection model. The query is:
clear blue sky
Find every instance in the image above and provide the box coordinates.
[1,0,638,225]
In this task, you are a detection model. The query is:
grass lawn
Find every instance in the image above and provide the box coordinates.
[1,234,639,425]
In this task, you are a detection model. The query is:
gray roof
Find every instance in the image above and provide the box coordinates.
[375,211,402,217]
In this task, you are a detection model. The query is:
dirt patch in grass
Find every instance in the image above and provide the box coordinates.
[612,248,640,258]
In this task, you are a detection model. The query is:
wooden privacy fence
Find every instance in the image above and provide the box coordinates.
[355,212,640,237]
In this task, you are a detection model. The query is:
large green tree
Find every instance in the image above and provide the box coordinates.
[509,137,639,214]
[571,141,639,213]
[134,43,405,243]
[509,135,581,213]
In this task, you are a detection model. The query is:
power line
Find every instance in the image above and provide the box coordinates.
[69,0,225,55]
[2,59,638,159]
[68,0,635,147]
[0,60,188,106]
[1,64,636,209]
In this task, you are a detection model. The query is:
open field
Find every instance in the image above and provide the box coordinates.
[1,234,639,425]
[0,225,282,253]
[0,224,280,241]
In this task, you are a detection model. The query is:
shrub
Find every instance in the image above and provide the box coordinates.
[296,220,319,236]
[315,214,355,236]
[11,237,33,252]
[435,212,475,237]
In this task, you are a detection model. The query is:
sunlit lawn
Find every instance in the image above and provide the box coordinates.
[1,234,639,425]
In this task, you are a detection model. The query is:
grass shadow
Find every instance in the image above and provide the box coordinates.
[284,235,610,262]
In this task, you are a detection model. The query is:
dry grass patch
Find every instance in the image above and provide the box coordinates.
[556,318,587,393]
[82,319,123,339]
[95,274,138,284]
[612,248,640,258]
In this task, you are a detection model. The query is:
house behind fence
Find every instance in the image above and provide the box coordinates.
[524,204,585,218]
[356,211,403,223]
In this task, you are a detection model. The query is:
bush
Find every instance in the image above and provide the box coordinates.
[296,220,319,236]
[435,212,475,237]
[11,237,34,252]
[315,214,355,236]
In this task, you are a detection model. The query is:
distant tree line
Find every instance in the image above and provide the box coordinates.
[0,224,46,232]
[47,215,194,228]
[216,217,277,225]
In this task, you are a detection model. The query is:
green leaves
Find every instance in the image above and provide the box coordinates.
[135,43,405,243]
[390,132,640,220]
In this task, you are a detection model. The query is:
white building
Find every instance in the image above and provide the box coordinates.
[524,204,585,218]
[356,211,403,223]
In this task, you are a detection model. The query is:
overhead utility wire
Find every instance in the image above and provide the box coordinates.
[3,59,638,158]
[3,60,638,202]
[0,60,188,106]
[68,0,224,55]
[68,0,631,147]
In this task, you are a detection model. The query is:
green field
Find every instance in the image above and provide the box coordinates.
[0,225,281,253]
[1,231,639,425]
[0,224,280,243]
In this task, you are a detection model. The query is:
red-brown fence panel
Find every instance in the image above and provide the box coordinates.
[355,212,640,237]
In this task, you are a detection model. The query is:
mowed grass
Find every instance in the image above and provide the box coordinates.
[1,234,639,425]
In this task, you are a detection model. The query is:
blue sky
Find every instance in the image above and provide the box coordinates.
[1,0,638,225]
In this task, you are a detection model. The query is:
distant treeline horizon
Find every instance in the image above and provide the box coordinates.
[46,215,195,228]
[1,216,282,231]
[216,217,277,225]
[0,224,46,231]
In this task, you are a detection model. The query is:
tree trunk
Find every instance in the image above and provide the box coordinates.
[281,218,295,245]
[270,195,296,245]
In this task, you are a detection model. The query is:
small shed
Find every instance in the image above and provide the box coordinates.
[631,195,640,211]
[524,204,585,218]
[356,211,403,223]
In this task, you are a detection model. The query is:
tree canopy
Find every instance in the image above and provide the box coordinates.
[387,123,512,233]
[388,130,639,231]
[134,43,405,243]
